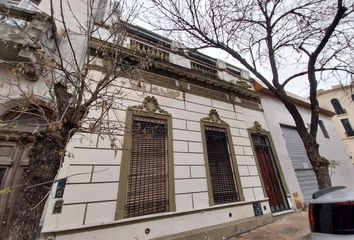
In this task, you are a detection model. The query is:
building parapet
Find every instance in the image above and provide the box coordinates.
[0,3,54,81]
[92,21,254,93]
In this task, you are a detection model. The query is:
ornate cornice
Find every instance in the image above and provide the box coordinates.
[201,109,227,124]
[128,96,170,115]
[89,38,260,101]
[236,80,252,89]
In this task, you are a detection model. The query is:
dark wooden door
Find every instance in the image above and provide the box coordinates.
[252,134,289,213]
[0,141,30,240]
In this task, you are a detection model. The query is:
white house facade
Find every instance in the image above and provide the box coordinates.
[0,1,289,239]
[318,85,354,164]
[40,36,284,240]
[0,1,353,239]
[254,82,354,203]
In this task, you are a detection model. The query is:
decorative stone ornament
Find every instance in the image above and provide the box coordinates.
[178,79,189,92]
[178,79,188,101]
[201,109,227,124]
[128,96,170,115]
[144,96,158,112]
[228,92,236,103]
[249,121,266,132]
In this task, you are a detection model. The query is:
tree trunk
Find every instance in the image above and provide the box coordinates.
[9,130,67,240]
[301,132,331,190]
[313,157,331,189]
[278,97,332,190]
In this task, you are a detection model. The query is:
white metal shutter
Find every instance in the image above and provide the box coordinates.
[281,125,319,202]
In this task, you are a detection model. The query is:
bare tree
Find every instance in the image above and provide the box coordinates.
[147,0,354,189]
[0,0,158,239]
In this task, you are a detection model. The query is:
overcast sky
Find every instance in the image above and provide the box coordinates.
[130,1,342,98]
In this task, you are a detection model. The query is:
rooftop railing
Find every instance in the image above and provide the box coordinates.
[129,39,170,62]
[191,61,218,78]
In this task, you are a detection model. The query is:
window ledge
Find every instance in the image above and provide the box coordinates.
[337,113,348,117]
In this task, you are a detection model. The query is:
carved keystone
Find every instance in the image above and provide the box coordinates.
[201,109,227,124]
[128,96,170,115]
[249,121,266,132]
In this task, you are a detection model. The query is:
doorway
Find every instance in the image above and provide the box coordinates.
[0,140,31,239]
[251,134,289,213]
[0,101,50,239]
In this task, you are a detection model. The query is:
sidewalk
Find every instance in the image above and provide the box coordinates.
[231,211,310,240]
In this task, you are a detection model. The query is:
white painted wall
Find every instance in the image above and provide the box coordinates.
[318,88,354,163]
[259,93,354,199]
[41,72,269,238]
[0,2,268,238]
[43,200,270,240]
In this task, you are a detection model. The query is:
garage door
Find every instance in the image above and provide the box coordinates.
[281,125,318,202]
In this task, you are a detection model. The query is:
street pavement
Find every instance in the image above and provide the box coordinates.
[231,211,310,240]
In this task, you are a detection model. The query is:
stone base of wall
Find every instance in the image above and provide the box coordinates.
[153,213,274,240]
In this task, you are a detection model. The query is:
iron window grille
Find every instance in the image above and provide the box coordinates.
[125,115,169,218]
[204,126,240,204]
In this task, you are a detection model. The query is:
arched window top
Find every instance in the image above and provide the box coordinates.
[330,98,346,115]
[0,105,51,132]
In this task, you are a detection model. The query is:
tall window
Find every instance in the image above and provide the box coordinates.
[331,98,346,115]
[116,99,175,220]
[318,120,330,139]
[125,115,169,218]
[341,118,354,137]
[204,126,240,204]
[0,168,6,186]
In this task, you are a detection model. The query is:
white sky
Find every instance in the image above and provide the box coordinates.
[130,1,342,98]
[200,48,312,97]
